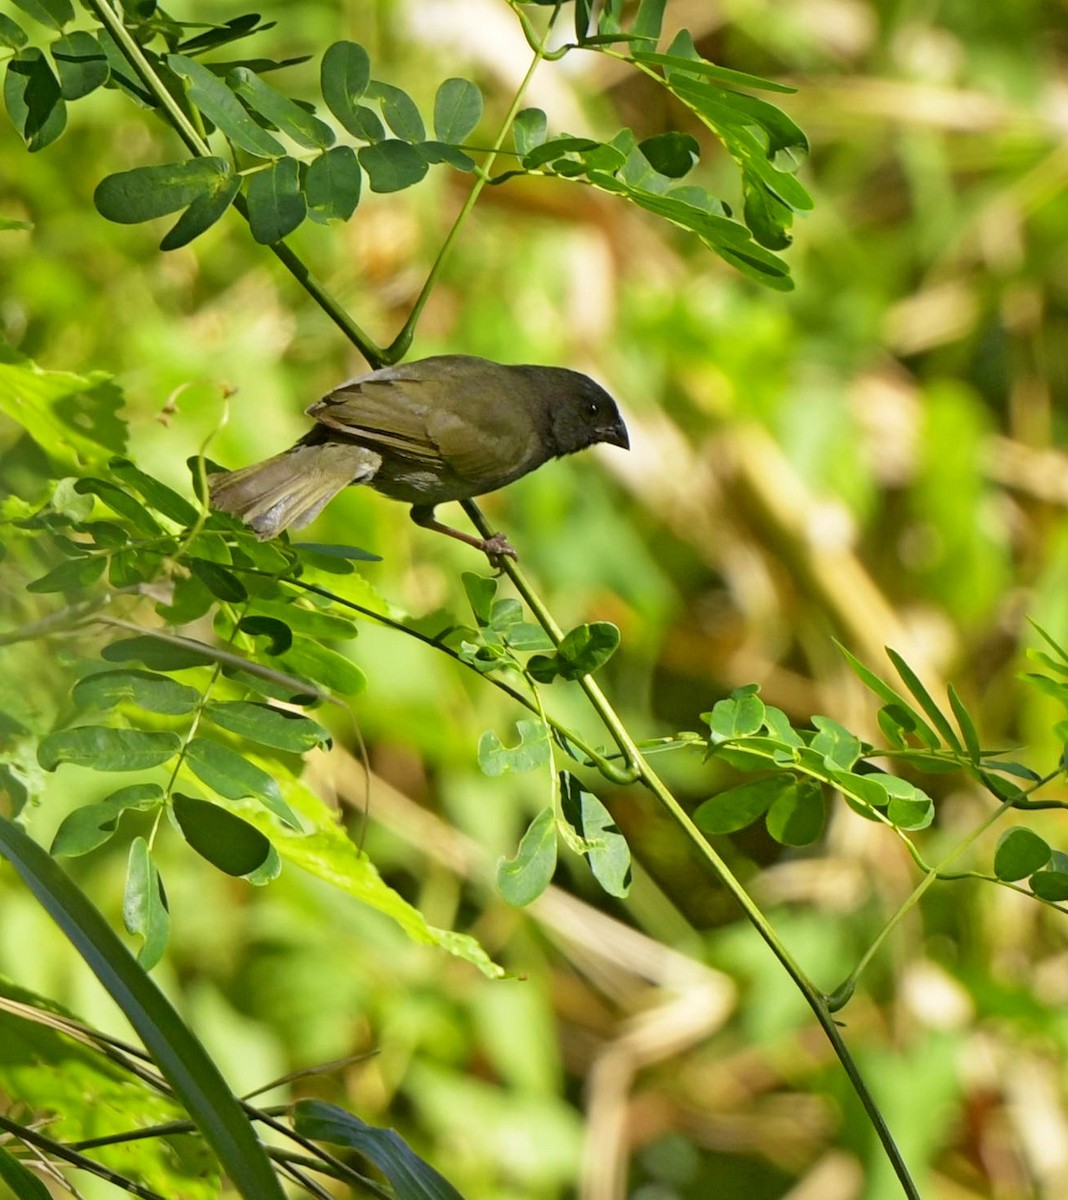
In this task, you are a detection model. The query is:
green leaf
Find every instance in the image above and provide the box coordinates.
[159,169,240,250]
[303,145,361,220]
[358,139,428,192]
[9,0,73,31]
[0,814,288,1200]
[109,456,199,524]
[185,737,300,828]
[703,688,766,743]
[51,783,164,857]
[189,556,248,602]
[277,638,366,694]
[885,647,963,753]
[530,620,622,681]
[632,0,667,44]
[836,642,940,749]
[245,156,306,243]
[172,793,272,877]
[293,1100,465,1200]
[123,836,169,969]
[177,13,270,54]
[0,1142,53,1199]
[38,727,180,773]
[765,778,825,846]
[368,80,425,141]
[513,107,547,156]
[462,572,497,626]
[947,684,981,762]
[244,598,358,641]
[433,77,482,142]
[694,775,789,834]
[166,53,285,157]
[228,66,334,149]
[416,140,475,171]
[1030,854,1068,902]
[497,806,557,906]
[74,476,161,532]
[206,701,331,752]
[743,176,793,249]
[477,719,550,776]
[637,132,699,177]
[523,135,601,170]
[102,634,216,671]
[4,47,66,151]
[882,778,935,831]
[561,775,630,897]
[0,14,28,48]
[320,40,371,136]
[51,30,108,100]
[94,157,234,226]
[72,669,199,716]
[630,47,797,94]
[810,715,862,770]
[994,827,1052,881]
[25,553,106,593]
[234,615,293,655]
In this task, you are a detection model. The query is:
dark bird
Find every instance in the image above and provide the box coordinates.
[208,354,629,559]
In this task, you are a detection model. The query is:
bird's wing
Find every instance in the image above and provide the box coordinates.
[308,377,443,465]
[308,373,534,484]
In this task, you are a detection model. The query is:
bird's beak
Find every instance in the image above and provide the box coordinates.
[599,416,630,450]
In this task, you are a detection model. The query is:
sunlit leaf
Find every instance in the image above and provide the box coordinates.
[206,701,331,752]
[185,737,300,828]
[994,827,1051,881]
[228,66,334,149]
[478,719,550,776]
[123,836,170,969]
[358,139,428,192]
[766,778,825,845]
[51,30,108,100]
[497,806,557,906]
[51,784,164,857]
[320,40,371,136]
[561,774,630,897]
[433,77,482,142]
[694,774,789,834]
[303,145,361,220]
[72,669,199,716]
[38,727,180,773]
[167,53,285,157]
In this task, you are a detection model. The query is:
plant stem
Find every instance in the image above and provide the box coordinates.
[461,495,922,1200]
[85,0,381,366]
[387,20,554,357]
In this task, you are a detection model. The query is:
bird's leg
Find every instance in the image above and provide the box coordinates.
[409,505,518,562]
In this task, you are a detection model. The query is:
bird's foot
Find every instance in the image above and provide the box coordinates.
[480,532,518,567]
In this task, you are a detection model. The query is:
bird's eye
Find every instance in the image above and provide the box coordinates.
[587,400,600,415]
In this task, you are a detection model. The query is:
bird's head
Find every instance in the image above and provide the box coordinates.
[544,369,630,457]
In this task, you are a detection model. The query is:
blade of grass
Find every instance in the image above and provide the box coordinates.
[0,815,286,1200]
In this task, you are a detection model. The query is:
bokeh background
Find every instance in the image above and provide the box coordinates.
[3,0,1068,1197]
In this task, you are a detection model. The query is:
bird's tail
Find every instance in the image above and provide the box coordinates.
[208,442,378,540]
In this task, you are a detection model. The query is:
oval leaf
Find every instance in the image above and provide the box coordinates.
[245,155,306,243]
[205,701,331,752]
[995,826,1052,882]
[320,40,371,136]
[765,777,825,846]
[637,131,699,177]
[38,727,180,773]
[72,668,199,715]
[303,144,361,220]
[173,793,272,877]
[166,53,284,157]
[94,158,233,225]
[51,783,164,857]
[694,774,789,835]
[123,836,170,969]
[51,30,108,100]
[184,737,300,828]
[358,140,428,193]
[228,66,334,149]
[497,806,557,906]
[4,47,66,151]
[433,77,482,142]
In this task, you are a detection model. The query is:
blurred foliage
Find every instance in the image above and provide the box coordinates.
[3,0,1068,1198]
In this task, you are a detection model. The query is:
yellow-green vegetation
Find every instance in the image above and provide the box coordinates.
[2,1,1068,1198]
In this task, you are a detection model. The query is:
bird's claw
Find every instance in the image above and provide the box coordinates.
[481,532,518,567]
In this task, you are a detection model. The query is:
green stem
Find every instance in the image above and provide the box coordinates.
[85,0,381,366]
[459,494,921,1200]
[387,24,553,357]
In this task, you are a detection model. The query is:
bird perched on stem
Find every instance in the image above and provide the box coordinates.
[208,354,629,560]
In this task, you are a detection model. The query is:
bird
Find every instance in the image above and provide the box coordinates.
[208,354,629,560]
